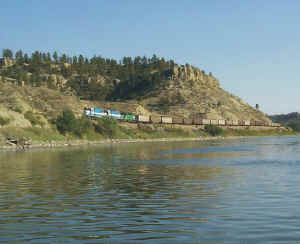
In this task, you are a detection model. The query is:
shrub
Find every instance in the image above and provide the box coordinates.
[94,117,119,138]
[286,120,300,132]
[54,109,96,137]
[54,109,77,135]
[11,105,23,113]
[204,124,223,136]
[24,111,44,126]
[74,116,93,137]
[137,123,154,133]
[0,116,10,126]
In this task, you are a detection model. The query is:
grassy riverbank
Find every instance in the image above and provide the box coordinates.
[0,117,295,150]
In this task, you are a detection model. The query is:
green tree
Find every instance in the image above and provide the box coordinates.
[60,54,67,63]
[94,117,118,138]
[78,55,84,65]
[31,51,42,65]
[24,53,29,63]
[286,120,300,132]
[74,117,93,137]
[72,56,78,65]
[55,109,78,135]
[204,125,223,136]
[42,53,48,63]
[2,49,13,58]
[15,50,24,63]
[47,75,56,89]
[46,52,52,62]
[53,51,58,63]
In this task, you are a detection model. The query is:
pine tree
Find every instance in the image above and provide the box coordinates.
[24,53,29,63]
[60,54,67,63]
[72,56,78,65]
[53,51,58,63]
[2,49,13,58]
[46,52,52,62]
[15,50,24,63]
[42,53,48,63]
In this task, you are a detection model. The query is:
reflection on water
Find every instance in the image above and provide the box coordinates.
[1,137,300,243]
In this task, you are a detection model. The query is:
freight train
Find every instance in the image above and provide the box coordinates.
[83,107,281,127]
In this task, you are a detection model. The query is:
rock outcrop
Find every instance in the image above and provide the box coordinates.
[170,65,219,87]
[0,58,15,68]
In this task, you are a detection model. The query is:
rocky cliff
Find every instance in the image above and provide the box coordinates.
[170,65,219,87]
[139,65,270,122]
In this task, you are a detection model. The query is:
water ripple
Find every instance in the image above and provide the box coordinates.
[1,137,300,243]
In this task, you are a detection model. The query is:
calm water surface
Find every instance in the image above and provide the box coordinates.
[1,137,300,243]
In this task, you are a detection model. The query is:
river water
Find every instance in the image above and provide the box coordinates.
[1,136,300,243]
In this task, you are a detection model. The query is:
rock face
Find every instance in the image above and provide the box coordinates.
[0,58,15,68]
[170,65,219,87]
[48,74,68,88]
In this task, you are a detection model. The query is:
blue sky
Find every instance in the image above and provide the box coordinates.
[1,0,300,114]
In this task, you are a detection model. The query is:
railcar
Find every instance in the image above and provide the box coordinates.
[202,119,211,125]
[255,121,265,126]
[138,115,150,123]
[232,120,239,126]
[193,119,202,125]
[121,113,137,122]
[151,115,162,124]
[238,120,244,126]
[210,120,218,125]
[244,120,251,126]
[161,117,173,124]
[226,120,236,126]
[225,120,232,126]
[183,118,193,125]
[218,120,226,126]
[172,117,184,124]
[272,122,281,127]
[84,107,121,120]
[106,110,122,119]
[84,107,106,118]
[266,122,273,127]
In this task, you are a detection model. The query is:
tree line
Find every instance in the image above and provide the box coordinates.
[0,48,207,101]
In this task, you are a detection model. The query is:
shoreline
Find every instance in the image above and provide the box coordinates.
[0,134,296,152]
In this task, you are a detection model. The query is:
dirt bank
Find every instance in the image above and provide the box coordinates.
[1,135,292,152]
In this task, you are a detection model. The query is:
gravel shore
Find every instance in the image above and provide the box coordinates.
[0,136,250,151]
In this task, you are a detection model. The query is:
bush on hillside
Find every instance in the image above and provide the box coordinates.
[94,117,119,138]
[204,124,223,136]
[74,116,93,137]
[286,120,300,132]
[24,111,44,127]
[0,116,10,126]
[54,109,78,135]
[11,105,23,113]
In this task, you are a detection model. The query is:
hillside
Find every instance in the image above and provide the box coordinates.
[132,65,269,121]
[269,112,300,131]
[0,49,271,128]
[269,112,300,123]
